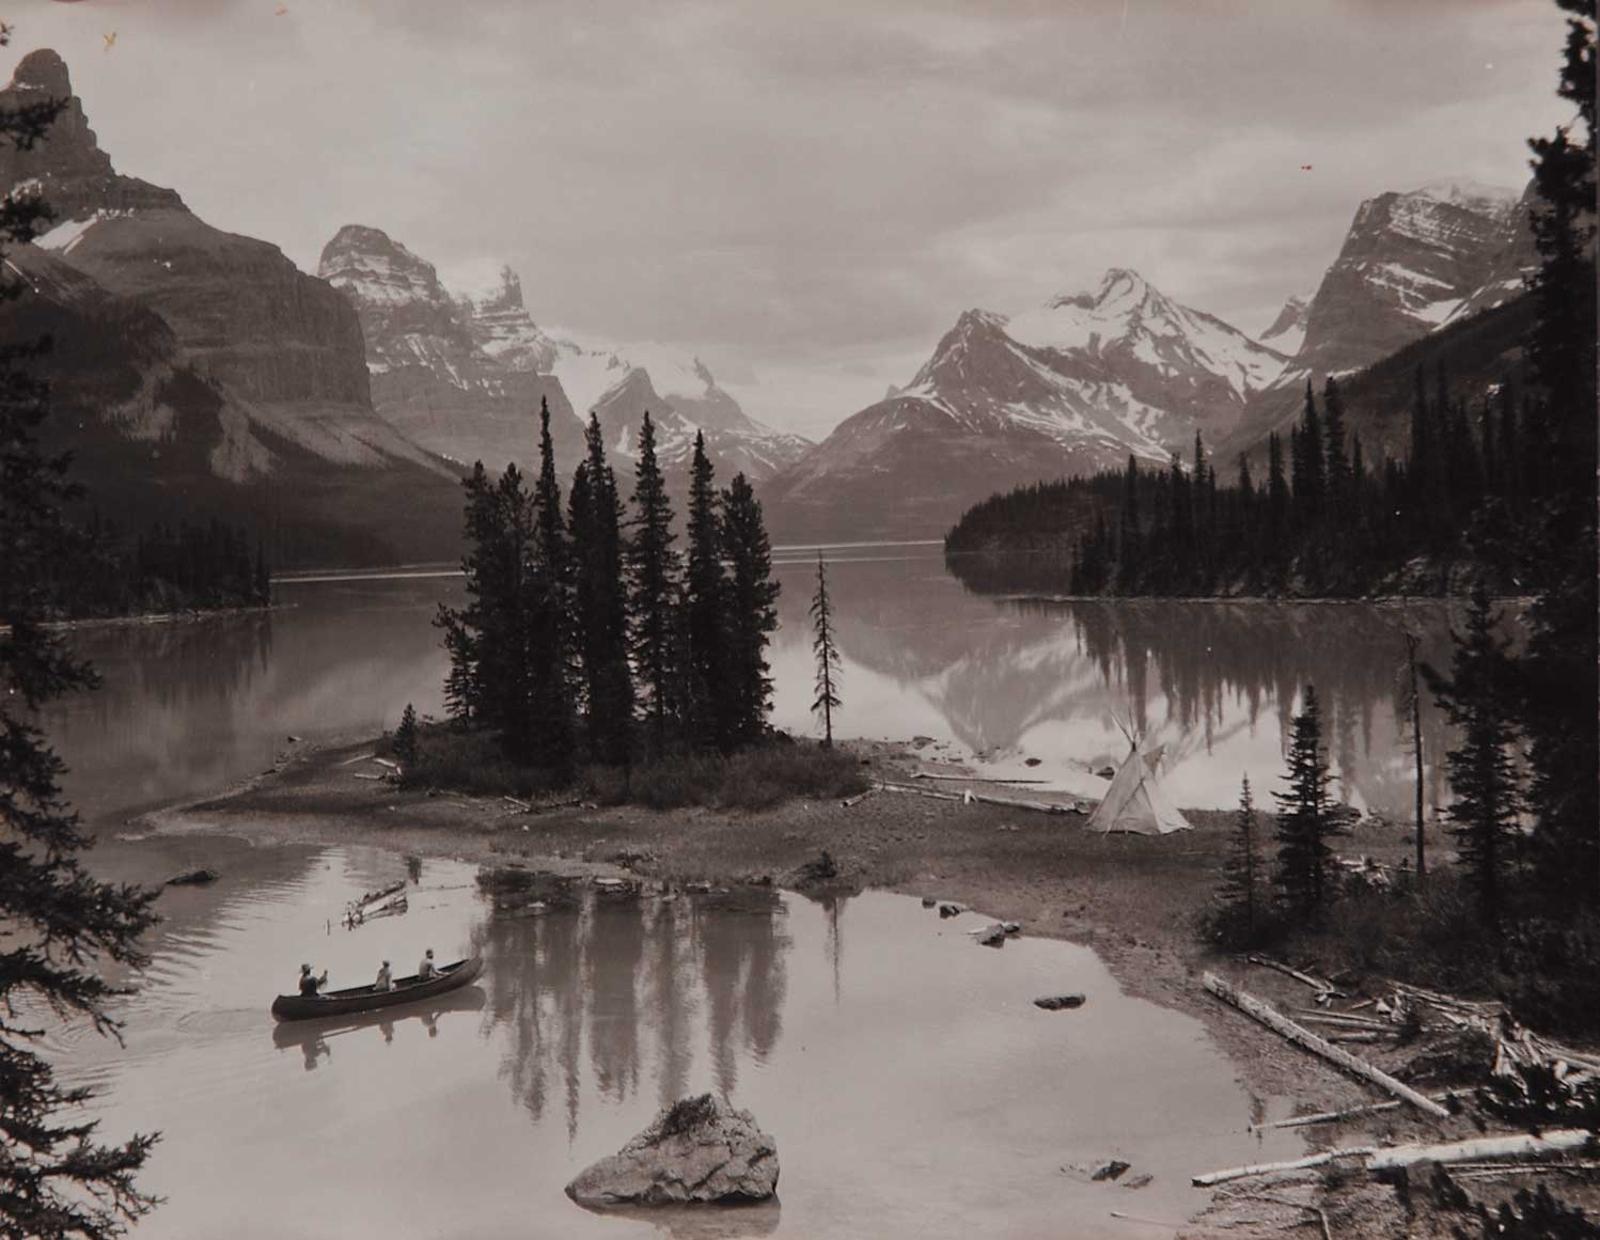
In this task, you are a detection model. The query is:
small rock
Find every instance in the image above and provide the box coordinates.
[911,736,935,748]
[1096,766,1115,780]
[1024,757,1042,767]
[286,734,302,743]
[921,896,937,908]
[1033,994,1086,1011]
[565,1093,778,1207]
[972,923,1006,947]
[165,868,220,888]
[1122,1173,1153,1190]
[938,902,963,919]
[1001,922,1021,936]
[1091,1160,1131,1182]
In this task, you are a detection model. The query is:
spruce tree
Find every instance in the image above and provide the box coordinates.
[626,412,680,757]
[810,552,841,748]
[1426,591,1524,923]
[1323,376,1350,519]
[529,398,575,777]
[1273,685,1337,916]
[1217,775,1265,945]
[1291,380,1325,519]
[721,473,779,747]
[568,414,633,766]
[394,702,419,768]
[1266,432,1289,565]
[489,464,537,761]
[0,65,163,1233]
[682,432,729,750]
[1520,0,1598,908]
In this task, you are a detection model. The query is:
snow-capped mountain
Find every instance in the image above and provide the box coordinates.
[1221,177,1538,461]
[322,227,809,486]
[764,269,1289,540]
[0,49,463,565]
[1289,179,1533,381]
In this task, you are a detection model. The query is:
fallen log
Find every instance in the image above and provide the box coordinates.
[1253,1089,1468,1132]
[1202,973,1450,1119]
[1193,1145,1379,1187]
[874,780,1078,815]
[913,772,1051,785]
[372,757,400,771]
[1245,954,1343,997]
[353,772,383,781]
[1295,1010,1391,1030]
[840,789,875,808]
[501,795,532,812]
[1196,1130,1593,1187]
[1367,1129,1593,1171]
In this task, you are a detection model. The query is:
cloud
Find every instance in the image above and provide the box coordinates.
[0,0,1572,435]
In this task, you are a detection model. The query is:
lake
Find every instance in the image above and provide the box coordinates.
[38,546,1467,1238]
[51,542,1461,829]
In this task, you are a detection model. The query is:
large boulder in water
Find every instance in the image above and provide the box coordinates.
[565,1094,779,1207]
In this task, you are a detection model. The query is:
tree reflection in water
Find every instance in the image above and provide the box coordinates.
[475,888,790,1141]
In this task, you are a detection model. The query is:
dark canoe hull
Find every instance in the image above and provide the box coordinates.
[270,956,483,1022]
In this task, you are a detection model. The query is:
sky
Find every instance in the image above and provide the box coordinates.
[1,0,1575,439]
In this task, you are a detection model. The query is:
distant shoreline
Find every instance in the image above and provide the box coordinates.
[27,602,279,636]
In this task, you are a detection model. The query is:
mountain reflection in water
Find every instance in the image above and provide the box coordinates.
[46,549,1466,838]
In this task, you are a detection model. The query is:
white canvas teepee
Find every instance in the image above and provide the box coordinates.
[1087,734,1192,835]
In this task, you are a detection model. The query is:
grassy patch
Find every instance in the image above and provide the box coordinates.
[399,722,868,813]
[397,726,560,799]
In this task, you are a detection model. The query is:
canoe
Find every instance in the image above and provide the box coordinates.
[271,984,486,1053]
[270,956,483,1021]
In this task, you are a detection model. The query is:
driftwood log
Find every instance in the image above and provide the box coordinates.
[1202,973,1449,1119]
[875,780,1077,815]
[1195,1129,1593,1187]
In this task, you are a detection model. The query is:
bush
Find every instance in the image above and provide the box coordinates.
[1500,914,1600,1038]
[399,725,557,798]
[717,744,868,810]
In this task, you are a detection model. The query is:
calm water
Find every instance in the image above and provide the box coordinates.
[37,548,1466,1238]
[61,842,1299,1240]
[48,544,1462,828]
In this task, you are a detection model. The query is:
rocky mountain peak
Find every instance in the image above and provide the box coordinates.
[12,48,72,96]
[318,224,452,309]
[1260,294,1310,355]
[0,48,183,219]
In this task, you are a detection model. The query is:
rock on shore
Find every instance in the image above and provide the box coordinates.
[565,1094,779,1207]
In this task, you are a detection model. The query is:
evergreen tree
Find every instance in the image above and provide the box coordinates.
[489,464,537,761]
[568,415,633,766]
[810,552,841,747]
[1291,380,1325,518]
[1217,775,1265,944]
[0,67,163,1234]
[393,702,419,768]
[682,432,729,750]
[626,412,680,757]
[720,473,779,747]
[529,399,575,777]
[1520,0,1598,908]
[1426,591,1524,923]
[1117,456,1142,588]
[1274,685,1337,915]
[1323,376,1350,518]
[1266,432,1289,560]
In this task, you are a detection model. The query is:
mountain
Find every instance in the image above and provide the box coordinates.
[765,269,1289,541]
[1221,178,1538,460]
[321,226,810,488]
[1259,294,1310,356]
[318,225,579,469]
[1289,179,1533,382]
[0,49,464,565]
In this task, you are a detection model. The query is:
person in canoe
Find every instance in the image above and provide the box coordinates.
[417,948,440,980]
[298,963,329,997]
[374,960,393,991]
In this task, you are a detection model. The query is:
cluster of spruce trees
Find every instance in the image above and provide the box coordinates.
[435,400,779,782]
[947,368,1552,599]
[39,512,269,617]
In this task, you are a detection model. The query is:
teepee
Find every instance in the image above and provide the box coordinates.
[1087,731,1192,836]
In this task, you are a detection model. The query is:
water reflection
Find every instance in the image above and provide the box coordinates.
[477,888,790,1142]
[768,551,1466,814]
[46,550,1469,837]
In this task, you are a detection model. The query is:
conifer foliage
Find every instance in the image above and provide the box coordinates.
[810,552,842,748]
[1273,686,1337,917]
[437,408,782,776]
[1213,775,1265,945]
[1425,591,1523,924]
[0,64,163,1238]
